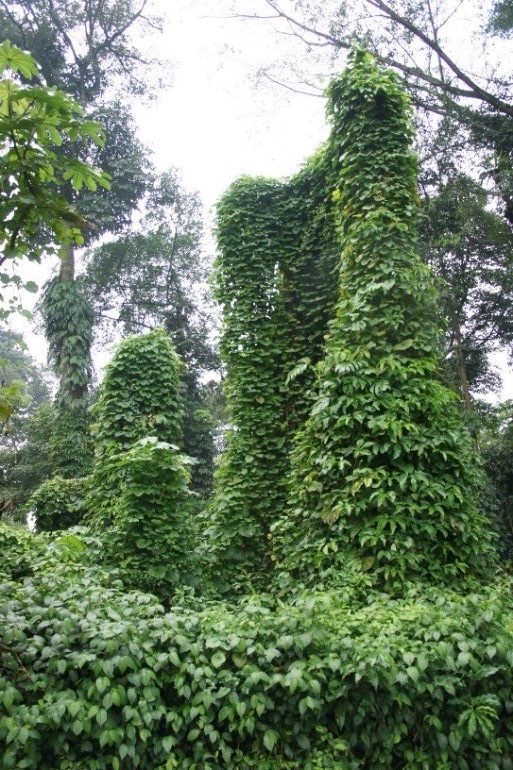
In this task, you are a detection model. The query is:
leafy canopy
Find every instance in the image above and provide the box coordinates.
[0,41,109,314]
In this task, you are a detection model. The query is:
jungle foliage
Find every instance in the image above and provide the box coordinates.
[0,41,109,311]
[87,329,194,597]
[84,169,219,496]
[2,47,513,770]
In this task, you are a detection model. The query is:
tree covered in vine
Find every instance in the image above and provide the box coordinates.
[271,49,495,593]
[208,49,496,596]
[87,329,192,597]
[41,277,94,478]
[206,157,341,592]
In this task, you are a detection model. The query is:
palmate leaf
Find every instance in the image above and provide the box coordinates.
[0,40,39,78]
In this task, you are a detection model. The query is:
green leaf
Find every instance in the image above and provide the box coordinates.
[263,729,279,751]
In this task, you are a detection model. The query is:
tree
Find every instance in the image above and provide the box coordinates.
[240,2,513,223]
[0,40,109,314]
[234,1,513,405]
[1,1,163,474]
[419,173,513,402]
[0,403,53,518]
[210,50,492,592]
[41,276,95,476]
[85,170,220,495]
[481,400,513,559]
[0,329,51,518]
[245,0,513,117]
[88,329,194,597]
[0,0,162,102]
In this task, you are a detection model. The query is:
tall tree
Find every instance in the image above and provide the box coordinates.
[241,1,513,221]
[236,1,513,403]
[419,173,513,402]
[272,50,494,592]
[0,40,109,314]
[1,0,162,470]
[85,170,219,495]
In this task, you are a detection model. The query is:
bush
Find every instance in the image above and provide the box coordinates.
[97,437,195,597]
[28,476,90,532]
[2,563,513,769]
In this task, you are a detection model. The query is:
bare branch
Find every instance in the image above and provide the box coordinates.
[259,70,325,98]
[367,0,513,117]
[239,0,513,118]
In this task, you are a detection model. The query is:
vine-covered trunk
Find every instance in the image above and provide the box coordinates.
[59,243,75,283]
[271,50,495,593]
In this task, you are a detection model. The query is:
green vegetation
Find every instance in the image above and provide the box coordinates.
[87,329,194,597]
[3,37,513,770]
[0,41,109,314]
[272,50,494,593]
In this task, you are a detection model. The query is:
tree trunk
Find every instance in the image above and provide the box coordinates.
[453,322,472,410]
[59,243,75,282]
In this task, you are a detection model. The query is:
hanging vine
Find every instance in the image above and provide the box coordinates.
[205,152,342,593]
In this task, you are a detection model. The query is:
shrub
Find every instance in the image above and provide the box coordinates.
[29,476,90,532]
[2,567,513,769]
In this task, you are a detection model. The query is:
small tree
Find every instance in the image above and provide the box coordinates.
[88,329,193,597]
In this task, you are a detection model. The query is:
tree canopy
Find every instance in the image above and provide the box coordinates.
[0,41,109,313]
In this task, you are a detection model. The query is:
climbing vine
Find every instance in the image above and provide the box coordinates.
[30,476,90,532]
[41,277,94,478]
[0,50,510,770]
[271,49,495,592]
[88,329,192,597]
[207,154,341,593]
[91,328,183,458]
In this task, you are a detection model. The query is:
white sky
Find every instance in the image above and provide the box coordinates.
[133,1,329,210]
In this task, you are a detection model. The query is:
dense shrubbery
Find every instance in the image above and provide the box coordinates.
[2,541,513,770]
[29,476,90,532]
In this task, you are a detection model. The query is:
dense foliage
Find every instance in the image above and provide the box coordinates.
[91,329,183,458]
[0,42,109,312]
[2,539,513,770]
[87,329,193,597]
[0,331,51,518]
[209,49,495,594]
[30,476,90,532]
[41,277,94,477]
[271,50,495,593]
[2,46,512,770]
[208,145,340,591]
[85,169,219,496]
[418,174,513,400]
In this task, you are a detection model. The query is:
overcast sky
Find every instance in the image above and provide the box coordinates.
[132,1,331,210]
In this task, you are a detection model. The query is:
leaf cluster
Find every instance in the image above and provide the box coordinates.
[0,42,110,311]
[29,476,90,533]
[272,50,495,593]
